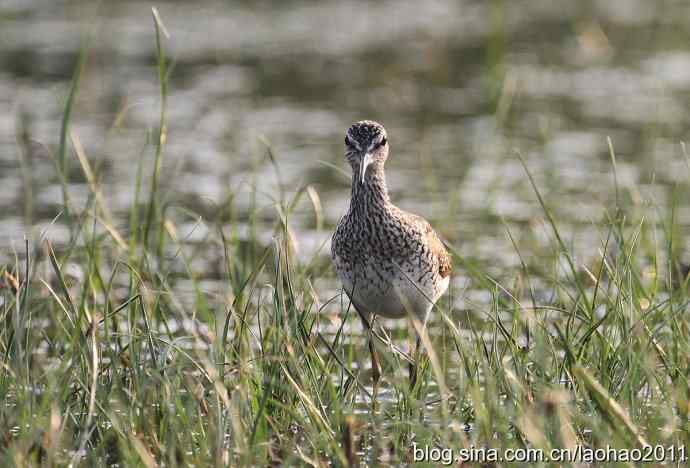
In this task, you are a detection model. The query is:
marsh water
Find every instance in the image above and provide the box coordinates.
[3,1,690,463]
[2,0,690,375]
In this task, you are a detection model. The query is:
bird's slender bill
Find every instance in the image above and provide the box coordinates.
[360,152,373,185]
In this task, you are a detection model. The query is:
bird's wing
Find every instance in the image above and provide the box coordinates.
[427,226,452,278]
[408,214,452,278]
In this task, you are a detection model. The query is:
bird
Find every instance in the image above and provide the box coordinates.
[331,120,452,388]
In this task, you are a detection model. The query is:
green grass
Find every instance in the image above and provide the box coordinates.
[2,11,690,468]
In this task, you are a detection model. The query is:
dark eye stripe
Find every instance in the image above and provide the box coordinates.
[378,137,387,147]
[345,135,351,146]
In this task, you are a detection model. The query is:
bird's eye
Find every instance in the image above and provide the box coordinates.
[379,137,387,147]
[345,136,351,146]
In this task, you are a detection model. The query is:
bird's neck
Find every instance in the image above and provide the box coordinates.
[349,162,391,215]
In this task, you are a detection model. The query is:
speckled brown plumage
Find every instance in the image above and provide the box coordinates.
[331,121,451,324]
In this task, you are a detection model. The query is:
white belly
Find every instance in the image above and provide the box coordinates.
[335,259,449,322]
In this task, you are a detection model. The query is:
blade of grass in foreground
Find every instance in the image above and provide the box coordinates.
[143,7,169,253]
[573,365,648,447]
[517,152,593,322]
[57,39,88,219]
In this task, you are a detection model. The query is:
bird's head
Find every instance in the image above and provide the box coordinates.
[344,120,389,185]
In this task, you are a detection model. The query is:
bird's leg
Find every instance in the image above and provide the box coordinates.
[360,312,380,400]
[368,333,381,386]
[409,312,429,390]
[409,334,421,389]
[355,307,381,390]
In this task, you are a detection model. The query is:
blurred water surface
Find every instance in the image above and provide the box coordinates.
[1,0,690,312]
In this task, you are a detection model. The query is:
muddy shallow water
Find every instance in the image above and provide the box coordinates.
[1,0,690,315]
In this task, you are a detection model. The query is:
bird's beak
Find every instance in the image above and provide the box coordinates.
[360,152,373,185]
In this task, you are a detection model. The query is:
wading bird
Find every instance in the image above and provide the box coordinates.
[331,120,452,387]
